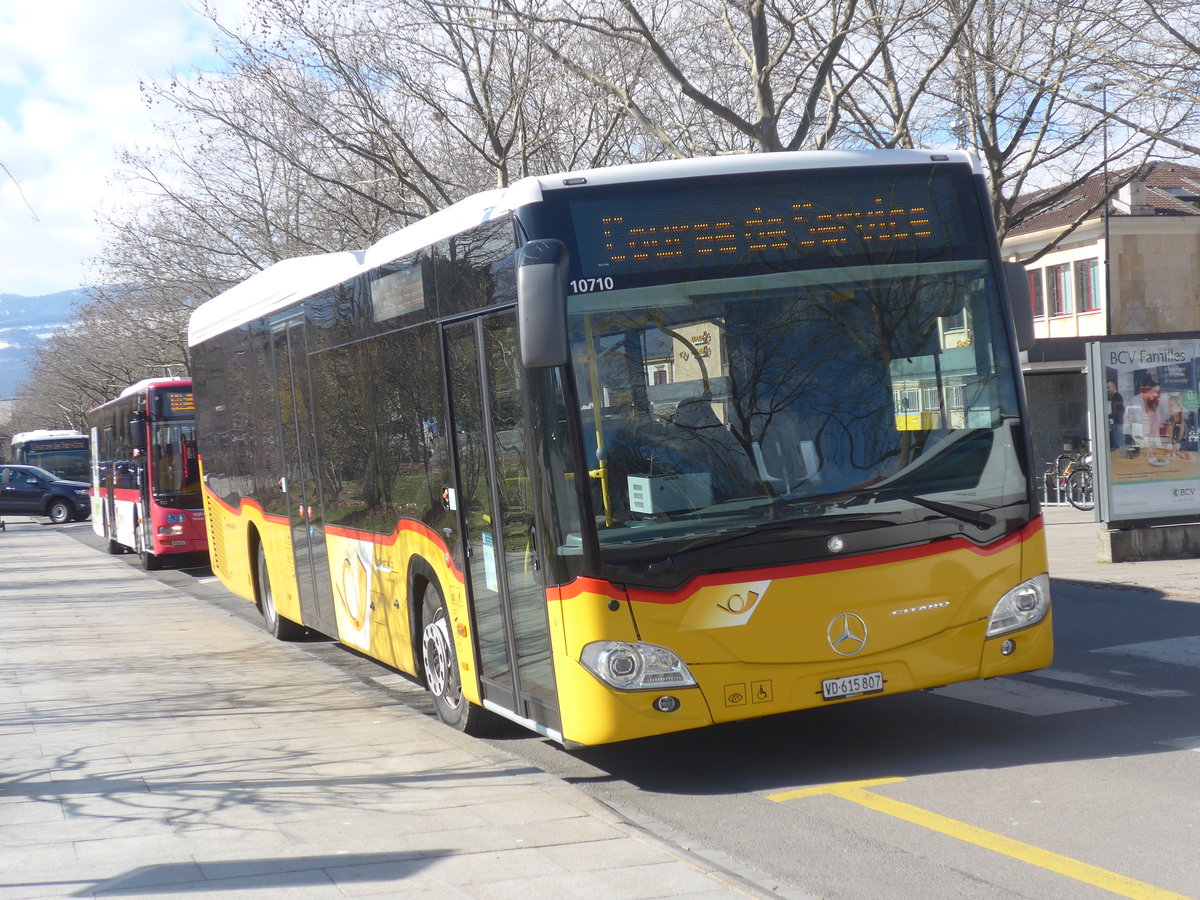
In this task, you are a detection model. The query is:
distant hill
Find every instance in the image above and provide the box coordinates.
[0,289,93,398]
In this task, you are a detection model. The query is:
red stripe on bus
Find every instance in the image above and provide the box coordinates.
[202,485,464,583]
[555,517,1045,605]
[91,487,143,503]
[202,487,290,526]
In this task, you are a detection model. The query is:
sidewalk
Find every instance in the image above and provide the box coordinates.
[3,511,1195,900]
[0,518,781,900]
[1042,504,1200,598]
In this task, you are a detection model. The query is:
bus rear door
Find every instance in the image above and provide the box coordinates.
[271,317,338,637]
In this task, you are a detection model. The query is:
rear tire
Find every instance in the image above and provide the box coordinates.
[104,511,124,554]
[421,583,492,735]
[256,543,305,640]
[1067,468,1094,511]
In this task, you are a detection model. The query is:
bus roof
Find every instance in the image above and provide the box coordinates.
[117,376,192,400]
[187,251,367,347]
[188,149,980,347]
[11,429,87,445]
[84,377,193,416]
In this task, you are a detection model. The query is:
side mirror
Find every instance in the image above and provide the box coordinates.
[1004,261,1034,352]
[517,239,570,369]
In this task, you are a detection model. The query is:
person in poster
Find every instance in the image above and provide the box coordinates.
[1165,393,1195,460]
[1107,379,1125,451]
[1130,371,1165,466]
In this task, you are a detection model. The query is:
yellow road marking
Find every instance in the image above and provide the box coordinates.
[768,778,1193,900]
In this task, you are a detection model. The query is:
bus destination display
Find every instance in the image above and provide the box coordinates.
[160,389,196,420]
[25,439,88,451]
[568,168,969,280]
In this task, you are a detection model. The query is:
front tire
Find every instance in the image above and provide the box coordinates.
[47,499,72,525]
[134,524,163,570]
[421,583,492,734]
[256,543,305,640]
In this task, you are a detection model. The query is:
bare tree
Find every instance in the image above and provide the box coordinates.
[1056,0,1200,158]
[486,0,876,154]
[7,286,188,434]
[20,0,1200,422]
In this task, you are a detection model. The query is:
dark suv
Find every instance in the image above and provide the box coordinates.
[0,464,92,524]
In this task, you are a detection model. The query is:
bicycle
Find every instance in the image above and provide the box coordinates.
[1062,444,1094,511]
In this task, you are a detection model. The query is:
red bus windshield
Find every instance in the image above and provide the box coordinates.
[152,423,201,495]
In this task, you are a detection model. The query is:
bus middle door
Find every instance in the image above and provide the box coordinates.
[444,313,560,735]
[270,317,338,637]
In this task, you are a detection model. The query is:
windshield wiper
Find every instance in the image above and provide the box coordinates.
[853,489,996,529]
[765,485,996,530]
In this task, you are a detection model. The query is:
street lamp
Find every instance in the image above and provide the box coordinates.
[1086,81,1117,334]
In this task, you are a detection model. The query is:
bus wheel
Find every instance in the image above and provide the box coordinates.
[256,544,304,640]
[421,584,491,734]
[47,500,72,525]
[134,525,163,570]
[104,512,124,553]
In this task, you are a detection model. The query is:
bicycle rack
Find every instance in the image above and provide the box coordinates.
[1042,457,1070,506]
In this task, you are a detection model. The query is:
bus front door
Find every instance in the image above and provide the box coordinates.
[271,317,337,637]
[444,314,560,735]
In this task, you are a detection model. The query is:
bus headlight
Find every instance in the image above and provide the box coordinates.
[580,641,696,690]
[986,574,1050,638]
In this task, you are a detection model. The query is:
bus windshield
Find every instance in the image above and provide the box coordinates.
[552,168,1026,584]
[151,423,201,497]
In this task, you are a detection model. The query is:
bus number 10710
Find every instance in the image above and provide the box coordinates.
[570,277,614,293]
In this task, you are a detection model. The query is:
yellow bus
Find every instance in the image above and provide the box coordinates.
[187,150,1051,747]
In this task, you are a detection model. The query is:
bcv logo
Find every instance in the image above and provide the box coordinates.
[1173,487,1196,497]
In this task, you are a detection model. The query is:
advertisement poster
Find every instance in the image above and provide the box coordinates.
[1087,337,1200,525]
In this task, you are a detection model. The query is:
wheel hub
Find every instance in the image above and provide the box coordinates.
[422,616,453,700]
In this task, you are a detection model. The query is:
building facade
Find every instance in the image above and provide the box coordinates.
[1002,162,1200,485]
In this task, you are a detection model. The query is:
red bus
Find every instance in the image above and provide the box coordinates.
[87,377,207,569]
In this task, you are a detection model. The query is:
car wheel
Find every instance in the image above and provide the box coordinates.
[47,499,72,525]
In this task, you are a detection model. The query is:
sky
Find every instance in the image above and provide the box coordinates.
[0,0,243,297]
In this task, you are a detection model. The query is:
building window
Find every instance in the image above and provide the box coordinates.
[648,363,671,386]
[1075,258,1100,312]
[1048,263,1072,315]
[1028,269,1045,318]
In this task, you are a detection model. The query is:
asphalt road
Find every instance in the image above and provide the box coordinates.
[60,518,1200,900]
